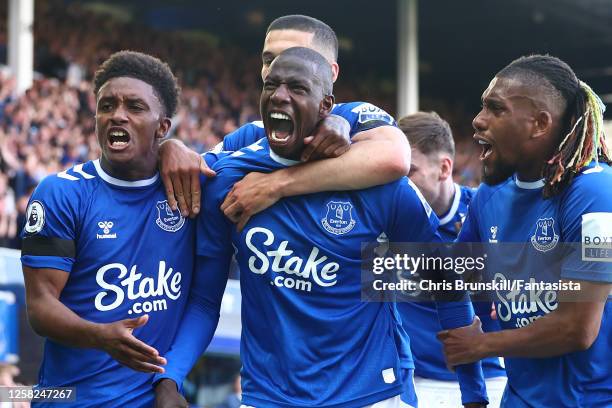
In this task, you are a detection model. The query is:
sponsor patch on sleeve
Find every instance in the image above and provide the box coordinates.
[351,103,394,125]
[24,200,45,235]
[581,212,612,262]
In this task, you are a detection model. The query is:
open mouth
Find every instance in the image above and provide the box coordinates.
[268,112,294,144]
[477,138,493,161]
[108,128,131,149]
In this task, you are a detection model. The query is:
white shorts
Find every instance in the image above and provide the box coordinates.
[414,375,507,408]
[240,394,415,408]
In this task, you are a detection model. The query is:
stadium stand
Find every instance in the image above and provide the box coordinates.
[0,0,481,251]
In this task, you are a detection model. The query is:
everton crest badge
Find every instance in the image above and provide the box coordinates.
[321,201,356,235]
[531,217,559,252]
[155,200,185,232]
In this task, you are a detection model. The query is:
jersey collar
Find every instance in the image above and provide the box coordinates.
[438,183,461,225]
[514,175,545,190]
[93,159,159,188]
[269,149,300,167]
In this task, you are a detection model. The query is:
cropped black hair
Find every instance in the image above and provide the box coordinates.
[93,50,180,117]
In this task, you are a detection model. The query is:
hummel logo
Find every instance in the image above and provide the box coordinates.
[489,226,498,243]
[97,221,117,239]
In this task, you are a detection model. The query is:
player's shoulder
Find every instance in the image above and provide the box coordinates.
[565,162,612,196]
[222,120,265,151]
[234,120,265,134]
[34,160,100,199]
[558,163,612,217]
[371,177,434,218]
[459,184,477,201]
[331,101,395,127]
[211,137,268,172]
[470,178,512,209]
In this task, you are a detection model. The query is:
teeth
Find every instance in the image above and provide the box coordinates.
[110,131,127,137]
[270,131,289,142]
[478,140,490,145]
[112,141,127,147]
[270,112,291,121]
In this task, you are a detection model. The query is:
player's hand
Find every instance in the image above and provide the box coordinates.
[490,302,497,320]
[159,139,216,218]
[437,316,485,369]
[94,314,167,373]
[154,379,188,408]
[301,114,350,162]
[221,171,283,232]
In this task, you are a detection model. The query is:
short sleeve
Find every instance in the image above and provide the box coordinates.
[20,176,79,272]
[387,178,440,242]
[331,102,397,138]
[560,169,612,283]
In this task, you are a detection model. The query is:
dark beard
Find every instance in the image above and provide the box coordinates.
[482,160,515,185]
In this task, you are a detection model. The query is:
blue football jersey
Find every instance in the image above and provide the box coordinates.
[20,160,194,408]
[220,102,396,152]
[398,184,505,381]
[458,164,612,407]
[207,138,435,408]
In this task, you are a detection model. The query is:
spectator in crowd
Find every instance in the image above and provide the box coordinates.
[0,0,481,251]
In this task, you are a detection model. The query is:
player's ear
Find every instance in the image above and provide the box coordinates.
[532,110,553,139]
[439,155,453,181]
[157,117,171,140]
[319,94,334,117]
[330,62,339,83]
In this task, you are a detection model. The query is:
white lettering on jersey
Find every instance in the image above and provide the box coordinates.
[94,261,182,314]
[494,272,557,328]
[245,227,339,290]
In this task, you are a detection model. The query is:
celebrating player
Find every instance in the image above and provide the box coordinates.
[160,15,410,226]
[20,51,193,407]
[153,47,488,408]
[398,112,507,407]
[438,55,612,407]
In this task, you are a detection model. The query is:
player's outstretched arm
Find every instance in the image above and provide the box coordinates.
[222,125,410,231]
[23,266,166,373]
[439,280,610,365]
[386,179,488,407]
[159,139,216,218]
[153,254,230,406]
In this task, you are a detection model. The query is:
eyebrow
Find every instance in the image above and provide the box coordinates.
[482,95,504,105]
[97,95,151,107]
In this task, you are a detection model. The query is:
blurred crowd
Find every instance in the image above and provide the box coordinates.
[0,0,481,250]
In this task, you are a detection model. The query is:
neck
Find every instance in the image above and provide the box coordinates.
[516,137,560,181]
[432,179,456,217]
[99,156,157,181]
[516,156,547,182]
